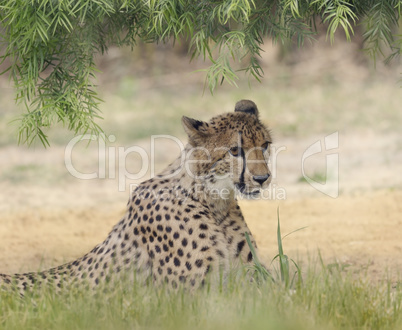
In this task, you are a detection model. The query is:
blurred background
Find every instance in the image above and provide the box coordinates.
[0,29,401,280]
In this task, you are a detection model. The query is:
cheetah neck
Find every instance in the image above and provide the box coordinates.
[156,144,237,222]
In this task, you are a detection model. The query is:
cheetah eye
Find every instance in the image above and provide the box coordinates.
[229,146,241,157]
[262,141,271,152]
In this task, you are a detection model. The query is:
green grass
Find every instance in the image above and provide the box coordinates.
[1,261,401,330]
[298,171,328,185]
[0,163,69,185]
[1,215,401,330]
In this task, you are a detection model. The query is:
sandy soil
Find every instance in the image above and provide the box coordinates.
[1,188,401,282]
[0,36,401,283]
[0,186,401,284]
[0,130,401,283]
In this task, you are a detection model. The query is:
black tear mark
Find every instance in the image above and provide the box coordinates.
[239,133,246,187]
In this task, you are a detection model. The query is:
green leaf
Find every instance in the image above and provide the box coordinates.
[0,0,401,146]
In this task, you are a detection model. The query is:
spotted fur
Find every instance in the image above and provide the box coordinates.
[0,100,272,294]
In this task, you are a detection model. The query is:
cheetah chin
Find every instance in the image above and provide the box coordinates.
[235,183,261,198]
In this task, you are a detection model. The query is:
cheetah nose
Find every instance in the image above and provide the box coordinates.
[253,174,270,186]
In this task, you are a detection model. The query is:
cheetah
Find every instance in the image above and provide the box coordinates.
[0,99,272,294]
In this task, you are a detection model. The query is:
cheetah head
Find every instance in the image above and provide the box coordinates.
[182,100,272,199]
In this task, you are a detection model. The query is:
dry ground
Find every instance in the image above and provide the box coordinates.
[0,131,401,283]
[0,186,401,282]
[0,37,401,284]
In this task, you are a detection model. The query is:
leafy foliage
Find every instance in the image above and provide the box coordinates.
[0,0,401,145]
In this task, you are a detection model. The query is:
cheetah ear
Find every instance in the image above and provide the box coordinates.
[182,116,210,145]
[234,99,259,117]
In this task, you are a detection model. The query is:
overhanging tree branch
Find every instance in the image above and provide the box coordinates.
[0,0,401,146]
